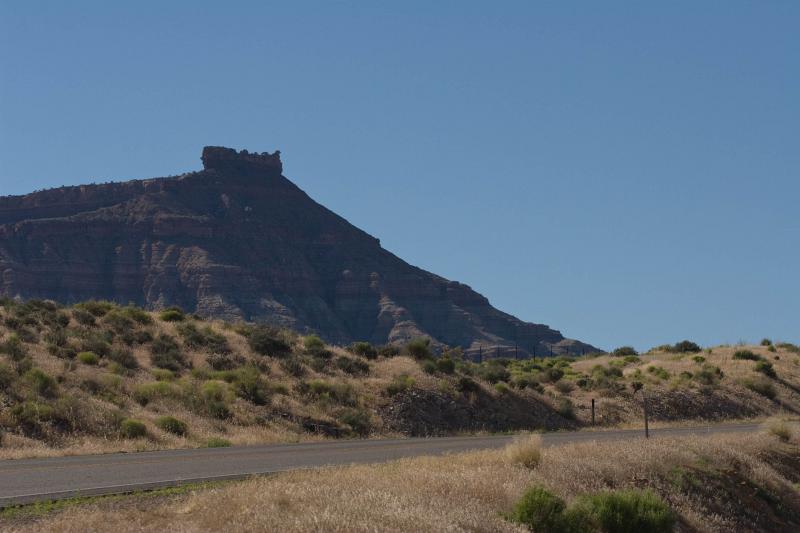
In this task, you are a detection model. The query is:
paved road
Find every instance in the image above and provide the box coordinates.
[0,422,761,507]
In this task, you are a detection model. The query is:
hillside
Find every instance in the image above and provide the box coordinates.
[0,298,798,458]
[0,146,595,356]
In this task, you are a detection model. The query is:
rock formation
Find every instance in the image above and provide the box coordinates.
[0,147,598,356]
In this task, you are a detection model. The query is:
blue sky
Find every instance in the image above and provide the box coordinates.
[1,1,798,350]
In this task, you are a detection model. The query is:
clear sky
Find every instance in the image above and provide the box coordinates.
[1,1,798,351]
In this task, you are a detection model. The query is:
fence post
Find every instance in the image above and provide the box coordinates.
[643,391,650,439]
[591,398,595,426]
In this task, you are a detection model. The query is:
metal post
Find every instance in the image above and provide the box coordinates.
[591,398,595,426]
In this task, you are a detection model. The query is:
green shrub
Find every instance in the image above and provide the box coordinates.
[457,376,480,393]
[760,338,773,346]
[377,345,400,357]
[120,418,147,438]
[693,364,724,386]
[478,362,512,384]
[77,351,99,365]
[133,381,180,406]
[204,437,232,448]
[72,308,96,326]
[421,359,437,374]
[0,362,15,388]
[612,346,637,356]
[11,401,55,434]
[386,374,415,396]
[249,327,292,358]
[75,300,116,317]
[733,349,761,361]
[150,334,188,371]
[349,341,377,359]
[0,333,27,361]
[335,356,370,375]
[103,309,135,332]
[307,380,356,406]
[692,355,706,364]
[755,360,777,378]
[338,408,372,436]
[79,332,112,357]
[303,334,325,353]
[554,380,574,394]
[108,347,139,370]
[279,357,306,377]
[155,416,188,436]
[670,340,701,353]
[405,337,432,360]
[177,322,230,353]
[572,489,674,533]
[539,367,564,384]
[556,398,575,419]
[121,306,153,325]
[230,366,270,405]
[494,382,511,394]
[24,368,58,397]
[776,342,800,354]
[510,487,568,532]
[152,368,175,381]
[436,356,456,374]
[742,376,776,399]
[159,307,185,322]
[646,366,670,380]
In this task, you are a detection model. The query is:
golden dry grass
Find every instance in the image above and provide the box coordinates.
[5,431,798,533]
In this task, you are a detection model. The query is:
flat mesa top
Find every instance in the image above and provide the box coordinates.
[201,146,283,174]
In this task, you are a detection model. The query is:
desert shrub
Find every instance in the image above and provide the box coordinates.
[692,355,706,364]
[670,340,701,353]
[24,368,58,398]
[338,407,372,436]
[457,376,480,393]
[107,347,139,370]
[159,307,185,322]
[405,337,432,360]
[75,300,116,317]
[556,397,575,419]
[386,374,415,396]
[0,333,27,361]
[505,434,542,469]
[121,306,152,325]
[478,362,512,384]
[512,372,542,391]
[307,380,356,406]
[554,380,574,394]
[103,309,135,333]
[177,322,230,353]
[612,346,637,356]
[155,416,188,436]
[120,418,147,438]
[133,381,180,406]
[733,349,761,361]
[510,486,568,532]
[279,357,306,377]
[77,351,99,365]
[760,338,773,346]
[539,367,564,384]
[199,381,232,419]
[421,359,437,374]
[436,356,456,374]
[349,341,378,359]
[377,344,400,357]
[249,327,292,358]
[776,342,800,354]
[0,362,15,388]
[767,345,777,353]
[152,368,175,381]
[204,437,231,448]
[79,331,112,357]
[494,382,511,394]
[72,308,96,326]
[766,420,792,442]
[206,353,245,371]
[741,376,776,399]
[335,356,369,375]
[44,327,68,347]
[646,366,670,380]
[693,364,723,386]
[572,489,674,533]
[11,401,55,435]
[230,366,270,405]
[150,334,188,371]
[754,360,777,378]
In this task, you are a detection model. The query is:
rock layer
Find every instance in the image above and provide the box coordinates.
[0,147,598,355]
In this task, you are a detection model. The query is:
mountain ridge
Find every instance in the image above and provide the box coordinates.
[0,146,598,356]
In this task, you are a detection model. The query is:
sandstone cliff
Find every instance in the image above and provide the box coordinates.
[0,147,597,355]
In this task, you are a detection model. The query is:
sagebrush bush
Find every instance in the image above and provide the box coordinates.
[436,356,456,374]
[386,374,415,396]
[24,368,58,398]
[338,407,372,436]
[755,360,777,378]
[108,347,139,369]
[205,437,231,448]
[335,356,369,375]
[155,416,188,436]
[733,349,761,361]
[572,489,674,533]
[612,346,637,356]
[0,362,15,388]
[742,376,777,399]
[120,418,147,438]
[669,340,702,353]
[159,307,185,322]
[349,341,377,359]
[279,357,306,377]
[0,333,27,361]
[556,397,575,419]
[766,420,792,442]
[405,337,432,360]
[177,322,230,353]
[249,327,292,358]
[77,351,99,365]
[510,486,567,532]
[150,334,188,371]
[504,434,542,469]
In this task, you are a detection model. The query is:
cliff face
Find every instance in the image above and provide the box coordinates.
[0,147,597,355]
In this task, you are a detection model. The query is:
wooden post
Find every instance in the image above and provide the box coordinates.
[591,398,595,426]
[643,391,650,439]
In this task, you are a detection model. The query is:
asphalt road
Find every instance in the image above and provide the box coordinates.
[0,422,761,508]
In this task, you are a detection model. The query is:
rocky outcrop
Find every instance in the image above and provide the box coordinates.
[0,146,598,355]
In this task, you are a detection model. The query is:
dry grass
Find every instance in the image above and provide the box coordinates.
[504,433,542,468]
[5,432,798,533]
